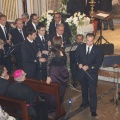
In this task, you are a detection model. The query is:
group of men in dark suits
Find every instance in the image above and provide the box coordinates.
[0,10,104,117]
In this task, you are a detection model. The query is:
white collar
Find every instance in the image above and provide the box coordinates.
[38,34,44,39]
[0,76,5,79]
[27,37,33,43]
[32,22,36,30]
[57,33,62,37]
[18,28,22,31]
[0,24,5,29]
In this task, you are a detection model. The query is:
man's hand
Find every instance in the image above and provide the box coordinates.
[4,75,9,80]
[39,58,46,62]
[6,40,11,44]
[78,64,83,69]
[82,65,89,71]
[46,77,51,84]
[42,50,48,55]
[48,40,51,47]
[37,51,41,58]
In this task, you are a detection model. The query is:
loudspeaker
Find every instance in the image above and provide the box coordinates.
[97,44,114,55]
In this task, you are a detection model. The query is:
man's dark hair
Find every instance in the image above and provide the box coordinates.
[0,65,4,76]
[76,34,84,39]
[26,27,36,37]
[0,14,6,19]
[36,22,46,30]
[86,33,95,39]
[15,18,23,24]
[54,13,61,17]
[30,13,37,20]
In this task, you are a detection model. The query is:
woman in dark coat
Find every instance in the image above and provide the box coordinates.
[46,36,69,113]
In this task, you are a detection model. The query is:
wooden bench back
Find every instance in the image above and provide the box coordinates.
[0,95,29,120]
[7,76,66,119]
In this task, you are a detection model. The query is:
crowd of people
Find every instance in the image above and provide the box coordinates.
[0,2,106,118]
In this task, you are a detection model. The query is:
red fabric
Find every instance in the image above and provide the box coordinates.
[93,20,98,31]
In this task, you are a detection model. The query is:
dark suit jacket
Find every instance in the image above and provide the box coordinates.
[10,28,26,53]
[10,28,25,45]
[35,34,49,52]
[6,82,36,116]
[0,77,10,95]
[75,43,103,78]
[49,32,71,46]
[49,21,71,37]
[26,22,36,31]
[67,0,84,15]
[99,0,112,12]
[0,25,10,53]
[21,40,39,78]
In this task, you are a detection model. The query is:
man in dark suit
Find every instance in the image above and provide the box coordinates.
[26,13,39,31]
[21,13,30,27]
[75,33,103,116]
[49,13,71,37]
[10,18,26,69]
[6,69,48,120]
[67,0,84,16]
[35,23,50,80]
[49,23,71,46]
[69,34,84,88]
[21,27,42,79]
[99,0,114,30]
[0,65,10,95]
[0,14,12,74]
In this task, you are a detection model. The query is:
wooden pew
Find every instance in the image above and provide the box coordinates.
[0,95,29,120]
[9,76,66,120]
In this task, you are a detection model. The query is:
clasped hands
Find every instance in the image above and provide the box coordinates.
[37,51,47,63]
[79,64,89,71]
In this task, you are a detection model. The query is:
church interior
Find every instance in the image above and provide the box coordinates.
[0,0,120,120]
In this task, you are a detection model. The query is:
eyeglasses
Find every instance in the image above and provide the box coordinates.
[54,17,61,18]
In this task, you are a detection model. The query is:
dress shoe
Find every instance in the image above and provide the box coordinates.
[73,82,77,88]
[91,112,98,117]
[111,28,114,31]
[103,28,108,30]
[80,102,89,109]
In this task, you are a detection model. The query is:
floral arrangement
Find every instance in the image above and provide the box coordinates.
[66,12,90,43]
[39,10,54,31]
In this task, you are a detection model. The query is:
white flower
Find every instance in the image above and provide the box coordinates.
[73,17,78,24]
[74,13,77,17]
[47,10,54,14]
[77,12,81,16]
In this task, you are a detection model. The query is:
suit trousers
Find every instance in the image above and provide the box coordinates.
[79,70,98,112]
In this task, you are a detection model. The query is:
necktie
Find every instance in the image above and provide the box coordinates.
[87,47,90,56]
[4,27,7,39]
[42,37,45,42]
[19,30,25,40]
[42,37,46,50]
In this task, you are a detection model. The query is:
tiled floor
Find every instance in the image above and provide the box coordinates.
[62,22,120,120]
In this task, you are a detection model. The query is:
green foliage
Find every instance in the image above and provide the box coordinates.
[61,0,69,5]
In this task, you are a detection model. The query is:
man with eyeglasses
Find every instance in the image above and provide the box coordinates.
[26,13,39,31]
[75,33,103,117]
[49,13,71,37]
